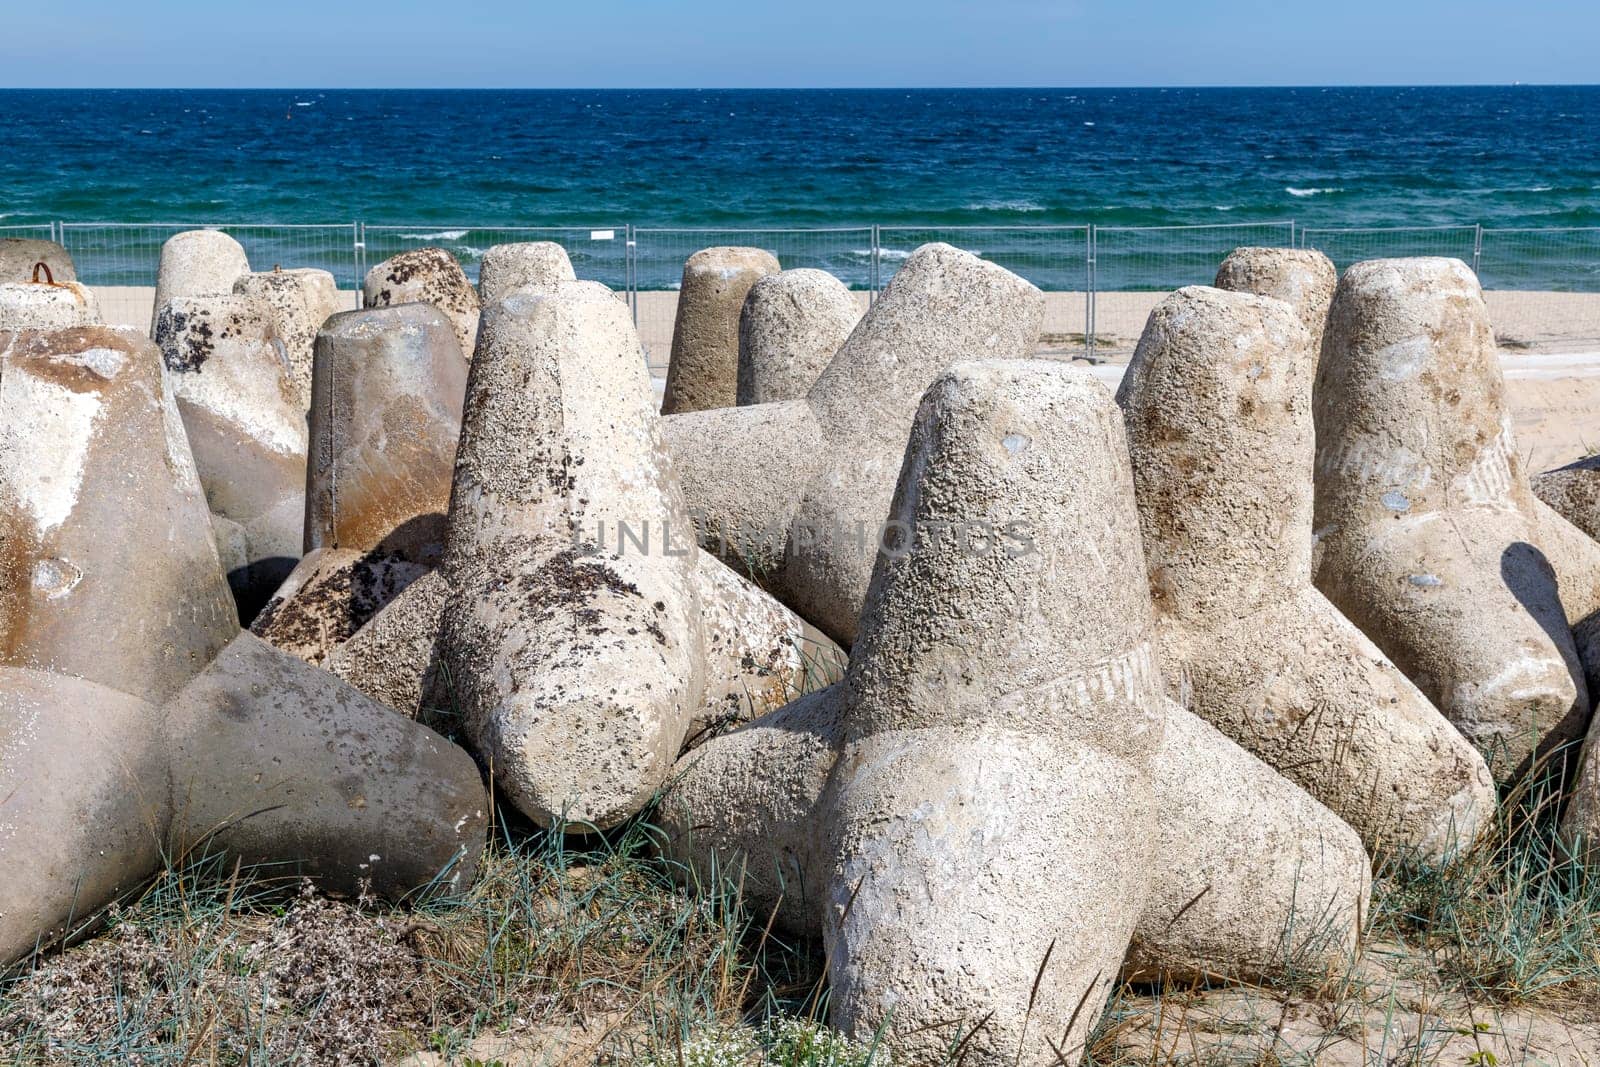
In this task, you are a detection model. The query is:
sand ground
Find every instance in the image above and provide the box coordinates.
[96,284,1600,474]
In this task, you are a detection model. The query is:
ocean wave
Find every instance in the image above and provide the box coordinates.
[397,229,469,240]
[966,200,1047,213]
[875,248,913,262]
[1286,186,1344,197]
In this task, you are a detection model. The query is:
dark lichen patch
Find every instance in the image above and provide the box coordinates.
[511,545,668,645]
[382,249,452,288]
[251,549,425,663]
[154,306,214,374]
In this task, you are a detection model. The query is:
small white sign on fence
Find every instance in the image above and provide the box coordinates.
[590,230,615,241]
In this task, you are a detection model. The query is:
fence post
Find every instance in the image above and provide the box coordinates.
[1472,223,1483,276]
[1085,225,1097,364]
[353,222,365,308]
[627,224,638,325]
[870,224,880,299]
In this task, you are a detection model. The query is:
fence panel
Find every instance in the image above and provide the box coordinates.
[57,222,360,330]
[1299,225,1480,274]
[877,226,1092,360]
[1089,222,1296,359]
[630,227,875,372]
[1477,228,1600,354]
[0,223,57,244]
[359,225,630,300]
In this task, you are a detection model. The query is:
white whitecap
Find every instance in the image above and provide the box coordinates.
[966,200,1046,213]
[397,230,469,241]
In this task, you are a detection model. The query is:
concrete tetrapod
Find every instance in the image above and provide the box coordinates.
[437,281,841,828]
[736,268,859,405]
[663,243,1045,645]
[1117,286,1495,859]
[660,246,780,414]
[0,238,76,283]
[1214,246,1337,348]
[1313,258,1597,785]
[252,304,467,663]
[0,260,100,330]
[1533,457,1600,542]
[153,293,308,622]
[478,241,576,304]
[0,326,489,966]
[232,267,344,408]
[151,229,250,335]
[0,637,488,967]
[0,326,238,701]
[661,362,1369,1065]
[363,247,480,360]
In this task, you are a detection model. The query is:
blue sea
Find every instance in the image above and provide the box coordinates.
[2,87,1597,290]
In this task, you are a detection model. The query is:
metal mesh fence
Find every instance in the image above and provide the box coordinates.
[877,226,1092,359]
[630,227,875,371]
[1477,228,1600,354]
[0,223,57,242]
[359,224,630,295]
[57,222,360,330]
[1089,222,1297,359]
[1299,225,1481,273]
[23,219,1600,360]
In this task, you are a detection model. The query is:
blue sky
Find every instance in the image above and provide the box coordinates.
[3,0,1595,87]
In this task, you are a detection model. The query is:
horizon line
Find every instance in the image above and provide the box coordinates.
[4,82,1598,91]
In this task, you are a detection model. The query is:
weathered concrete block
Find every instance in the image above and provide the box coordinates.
[665,243,1045,645]
[363,248,480,360]
[0,238,76,284]
[0,328,491,966]
[424,281,840,827]
[151,230,250,335]
[232,267,343,407]
[153,294,308,621]
[1126,701,1370,983]
[249,304,467,666]
[251,547,431,666]
[1533,456,1600,541]
[1214,246,1336,346]
[0,326,238,701]
[478,241,576,305]
[1119,285,1495,858]
[663,362,1368,1065]
[0,639,490,967]
[440,281,707,827]
[1313,258,1593,784]
[0,257,98,329]
[661,247,780,414]
[736,268,858,405]
[823,362,1160,1063]
[305,304,466,561]
[0,668,170,964]
[164,631,486,898]
[325,569,451,718]
[0,277,100,330]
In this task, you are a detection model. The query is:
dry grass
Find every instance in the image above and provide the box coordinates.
[0,814,856,1066]
[10,757,1600,1065]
